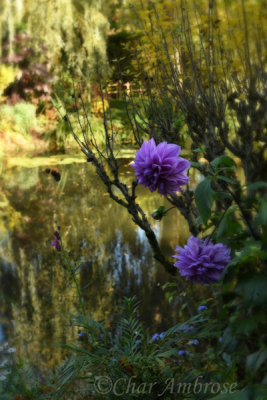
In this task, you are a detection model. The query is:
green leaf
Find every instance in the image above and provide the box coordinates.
[165,291,174,303]
[216,175,237,184]
[211,155,237,168]
[216,206,240,238]
[161,282,177,290]
[246,348,267,375]
[246,181,267,191]
[235,273,267,307]
[229,241,266,266]
[190,161,201,168]
[221,327,239,354]
[193,146,204,153]
[258,200,267,226]
[212,191,232,201]
[234,314,264,335]
[157,349,179,358]
[210,385,267,400]
[195,178,213,224]
[151,206,167,220]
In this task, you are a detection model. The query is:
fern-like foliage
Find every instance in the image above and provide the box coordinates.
[48,296,225,399]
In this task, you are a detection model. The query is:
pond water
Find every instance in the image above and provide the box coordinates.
[0,154,194,369]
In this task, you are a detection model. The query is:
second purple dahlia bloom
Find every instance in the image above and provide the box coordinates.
[173,236,231,284]
[131,138,190,195]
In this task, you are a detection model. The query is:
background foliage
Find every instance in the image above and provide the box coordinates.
[0,0,266,399]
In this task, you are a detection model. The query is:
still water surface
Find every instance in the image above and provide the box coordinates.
[0,155,191,369]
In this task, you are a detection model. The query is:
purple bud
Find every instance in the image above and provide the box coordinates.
[54,230,60,240]
[51,239,61,251]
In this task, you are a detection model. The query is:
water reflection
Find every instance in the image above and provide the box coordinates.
[0,156,190,369]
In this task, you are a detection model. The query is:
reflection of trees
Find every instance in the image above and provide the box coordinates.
[1,248,77,370]
[0,161,201,368]
[160,209,189,257]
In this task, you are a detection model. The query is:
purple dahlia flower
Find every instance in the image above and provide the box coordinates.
[173,236,231,284]
[131,138,190,195]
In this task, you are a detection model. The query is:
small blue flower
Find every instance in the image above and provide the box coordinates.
[177,324,187,331]
[78,331,85,337]
[112,358,118,362]
[177,324,195,332]
[152,333,160,341]
[99,334,104,338]
[188,326,194,331]
[198,305,208,312]
[218,337,223,343]
[159,332,165,339]
[178,350,189,356]
[188,339,199,346]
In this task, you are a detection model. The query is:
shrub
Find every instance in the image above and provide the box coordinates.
[0,103,37,134]
[0,65,19,100]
